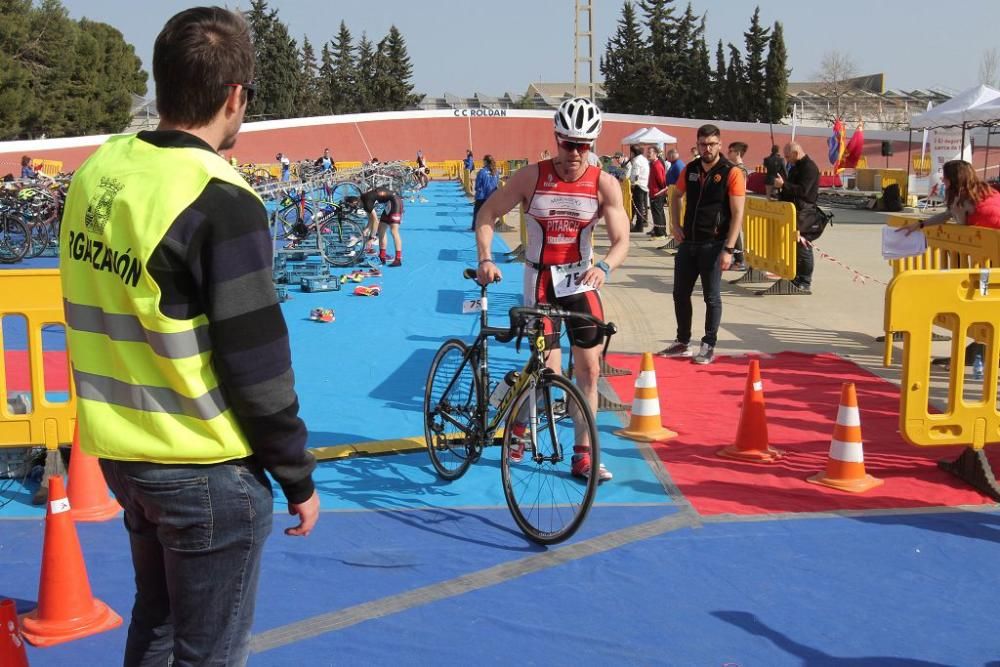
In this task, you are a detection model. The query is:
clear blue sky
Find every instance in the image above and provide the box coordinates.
[61,0,1000,97]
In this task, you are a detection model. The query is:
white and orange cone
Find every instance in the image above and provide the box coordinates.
[807,382,884,493]
[614,352,678,442]
[717,359,783,463]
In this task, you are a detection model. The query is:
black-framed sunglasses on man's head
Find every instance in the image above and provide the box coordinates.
[224,82,256,104]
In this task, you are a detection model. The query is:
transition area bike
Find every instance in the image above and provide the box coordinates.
[423,269,617,544]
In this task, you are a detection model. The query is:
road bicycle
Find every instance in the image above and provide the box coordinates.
[423,269,617,544]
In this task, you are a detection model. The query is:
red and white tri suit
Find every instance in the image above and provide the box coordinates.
[522,159,605,348]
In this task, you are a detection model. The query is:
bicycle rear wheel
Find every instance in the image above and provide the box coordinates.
[0,216,30,264]
[424,339,480,480]
[320,218,365,267]
[501,372,599,544]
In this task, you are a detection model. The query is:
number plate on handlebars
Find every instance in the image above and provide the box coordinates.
[551,261,595,298]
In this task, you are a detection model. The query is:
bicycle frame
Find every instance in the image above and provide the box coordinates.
[431,288,544,458]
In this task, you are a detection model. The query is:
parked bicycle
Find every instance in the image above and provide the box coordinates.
[423,269,617,544]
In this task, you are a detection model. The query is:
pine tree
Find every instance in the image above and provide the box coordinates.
[764,20,790,124]
[743,6,770,122]
[355,32,376,113]
[247,0,300,120]
[23,0,80,138]
[600,1,649,114]
[637,0,678,116]
[79,20,147,132]
[318,41,335,113]
[669,3,696,117]
[725,44,747,121]
[713,40,727,118]
[294,35,323,117]
[689,17,713,120]
[0,0,42,139]
[377,26,420,110]
[329,21,355,114]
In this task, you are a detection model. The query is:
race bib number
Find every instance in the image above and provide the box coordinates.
[462,297,484,313]
[551,261,595,298]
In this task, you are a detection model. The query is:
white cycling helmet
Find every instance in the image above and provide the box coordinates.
[554,97,602,141]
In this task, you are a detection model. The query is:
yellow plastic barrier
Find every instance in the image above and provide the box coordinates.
[885,268,1000,450]
[36,159,63,176]
[740,196,797,281]
[883,216,1000,366]
[621,179,632,221]
[0,270,76,451]
[336,161,363,170]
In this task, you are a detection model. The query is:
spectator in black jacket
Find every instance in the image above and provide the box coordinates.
[774,142,819,293]
[763,145,785,199]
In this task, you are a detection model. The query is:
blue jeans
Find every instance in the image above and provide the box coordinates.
[672,240,724,347]
[100,458,273,667]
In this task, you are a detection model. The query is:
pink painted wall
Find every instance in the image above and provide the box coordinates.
[0,114,981,176]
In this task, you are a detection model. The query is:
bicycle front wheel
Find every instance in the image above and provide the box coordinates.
[502,372,599,544]
[424,339,480,480]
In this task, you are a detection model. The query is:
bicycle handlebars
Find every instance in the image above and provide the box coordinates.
[462,268,618,350]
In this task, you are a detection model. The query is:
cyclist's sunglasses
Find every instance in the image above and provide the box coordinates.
[224,82,256,104]
[557,138,593,152]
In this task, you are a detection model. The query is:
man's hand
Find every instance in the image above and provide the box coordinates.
[797,233,811,247]
[719,249,733,271]
[671,225,685,243]
[773,175,784,189]
[285,490,319,537]
[897,221,921,236]
[476,260,502,285]
[578,267,606,290]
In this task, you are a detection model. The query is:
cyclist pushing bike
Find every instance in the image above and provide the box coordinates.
[474,97,629,482]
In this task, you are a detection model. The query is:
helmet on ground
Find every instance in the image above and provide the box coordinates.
[554,97,602,141]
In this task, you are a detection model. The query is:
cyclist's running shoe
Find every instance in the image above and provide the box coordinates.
[508,423,527,463]
[571,453,613,482]
[389,258,402,267]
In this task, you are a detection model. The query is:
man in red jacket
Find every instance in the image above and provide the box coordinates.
[647,145,668,238]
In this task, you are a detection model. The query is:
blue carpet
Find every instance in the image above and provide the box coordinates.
[9,507,997,665]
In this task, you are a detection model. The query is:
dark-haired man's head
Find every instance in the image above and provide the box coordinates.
[696,124,722,164]
[153,7,254,150]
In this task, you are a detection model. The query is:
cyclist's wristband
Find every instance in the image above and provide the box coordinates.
[478,258,495,265]
[596,260,611,277]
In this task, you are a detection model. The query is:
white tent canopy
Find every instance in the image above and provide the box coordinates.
[962,96,1000,126]
[909,84,1000,129]
[632,127,678,145]
[620,127,649,144]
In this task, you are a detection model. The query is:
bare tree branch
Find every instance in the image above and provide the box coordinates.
[980,48,1000,88]
[815,50,857,119]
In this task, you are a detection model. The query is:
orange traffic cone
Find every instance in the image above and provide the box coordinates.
[68,424,121,522]
[614,352,678,442]
[1,599,29,667]
[717,359,783,462]
[19,476,122,647]
[807,383,884,493]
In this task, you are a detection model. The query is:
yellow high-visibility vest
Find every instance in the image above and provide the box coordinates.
[60,134,261,463]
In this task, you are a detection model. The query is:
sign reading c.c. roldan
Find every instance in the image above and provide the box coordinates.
[453,109,508,117]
